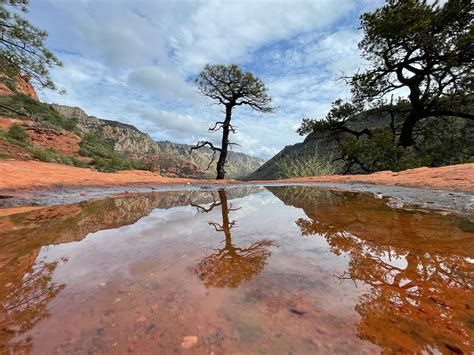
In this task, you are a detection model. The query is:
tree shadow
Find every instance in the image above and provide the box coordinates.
[192,189,277,288]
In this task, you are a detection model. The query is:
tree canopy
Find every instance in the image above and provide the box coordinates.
[297,0,473,174]
[0,0,62,89]
[196,64,273,112]
[349,0,473,147]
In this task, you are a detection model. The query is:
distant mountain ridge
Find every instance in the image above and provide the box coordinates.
[52,104,264,179]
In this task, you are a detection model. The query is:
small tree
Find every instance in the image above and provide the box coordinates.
[348,0,473,147]
[191,64,274,179]
[0,0,62,89]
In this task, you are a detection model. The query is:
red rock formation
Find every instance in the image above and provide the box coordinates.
[0,74,38,101]
[16,75,39,101]
[26,127,81,155]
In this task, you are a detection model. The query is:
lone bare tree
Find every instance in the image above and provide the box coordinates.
[191,64,274,179]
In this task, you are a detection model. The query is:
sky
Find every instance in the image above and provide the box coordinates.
[27,0,385,160]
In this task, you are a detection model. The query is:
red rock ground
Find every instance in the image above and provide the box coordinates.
[0,160,472,192]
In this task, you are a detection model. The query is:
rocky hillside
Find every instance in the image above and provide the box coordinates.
[247,108,473,180]
[0,75,263,179]
[53,104,263,179]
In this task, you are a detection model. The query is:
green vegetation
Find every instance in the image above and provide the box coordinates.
[0,0,62,90]
[3,94,77,132]
[0,151,10,159]
[90,157,154,173]
[0,125,28,148]
[79,132,153,172]
[7,123,28,142]
[275,155,336,179]
[30,147,87,167]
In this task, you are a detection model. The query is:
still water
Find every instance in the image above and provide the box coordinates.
[0,186,473,354]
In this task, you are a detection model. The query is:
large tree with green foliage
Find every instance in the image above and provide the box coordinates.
[191,64,274,179]
[349,0,473,147]
[297,0,473,174]
[0,0,62,89]
[300,0,473,146]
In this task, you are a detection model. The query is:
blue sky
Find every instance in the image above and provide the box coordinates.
[27,0,384,160]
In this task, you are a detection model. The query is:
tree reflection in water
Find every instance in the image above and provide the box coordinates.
[0,257,66,353]
[269,186,474,354]
[192,189,276,288]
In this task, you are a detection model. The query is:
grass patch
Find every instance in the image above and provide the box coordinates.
[30,147,87,168]
[275,155,336,178]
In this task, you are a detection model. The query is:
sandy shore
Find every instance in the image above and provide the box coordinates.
[0,160,472,192]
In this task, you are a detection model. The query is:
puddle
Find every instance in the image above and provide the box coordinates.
[0,186,472,353]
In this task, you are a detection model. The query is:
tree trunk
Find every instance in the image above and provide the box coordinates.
[216,105,232,179]
[398,112,419,147]
[399,84,422,148]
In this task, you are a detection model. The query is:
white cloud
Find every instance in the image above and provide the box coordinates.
[127,67,198,102]
[28,0,383,160]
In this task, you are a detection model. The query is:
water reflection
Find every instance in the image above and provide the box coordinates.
[192,189,277,288]
[0,186,472,353]
[0,257,66,352]
[268,186,474,353]
[0,189,261,352]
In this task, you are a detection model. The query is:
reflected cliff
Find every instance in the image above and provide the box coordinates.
[192,189,277,288]
[268,186,474,354]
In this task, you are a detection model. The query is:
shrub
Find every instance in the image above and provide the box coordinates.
[0,151,11,159]
[30,147,72,165]
[90,157,154,173]
[79,133,116,158]
[339,130,427,173]
[7,123,28,142]
[276,154,336,178]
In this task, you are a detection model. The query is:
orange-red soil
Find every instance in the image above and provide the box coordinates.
[274,163,474,192]
[0,160,472,192]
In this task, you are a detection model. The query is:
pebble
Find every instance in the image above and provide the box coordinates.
[290,307,307,315]
[181,335,198,349]
[136,314,147,323]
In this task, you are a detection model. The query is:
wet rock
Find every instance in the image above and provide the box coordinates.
[386,197,403,208]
